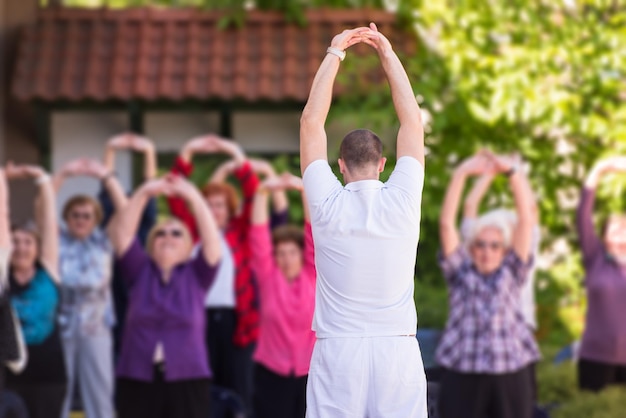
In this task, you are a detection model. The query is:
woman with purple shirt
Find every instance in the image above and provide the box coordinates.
[108,175,222,418]
[577,156,626,392]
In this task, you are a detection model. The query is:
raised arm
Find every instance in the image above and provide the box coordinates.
[362,23,424,164]
[300,28,370,174]
[463,173,496,220]
[251,173,304,226]
[7,164,59,282]
[577,157,626,261]
[440,155,492,257]
[0,169,9,252]
[168,175,221,265]
[82,159,128,213]
[487,153,534,262]
[0,169,10,293]
[249,159,288,215]
[108,178,169,256]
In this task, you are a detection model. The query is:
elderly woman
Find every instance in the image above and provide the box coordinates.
[3,164,67,418]
[249,173,315,418]
[576,156,626,391]
[109,175,222,418]
[437,152,539,418]
[53,158,127,418]
[168,134,263,409]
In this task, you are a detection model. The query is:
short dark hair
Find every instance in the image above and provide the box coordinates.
[339,129,383,172]
[272,225,305,250]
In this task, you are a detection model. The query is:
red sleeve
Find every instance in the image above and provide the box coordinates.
[230,161,260,236]
[167,156,200,242]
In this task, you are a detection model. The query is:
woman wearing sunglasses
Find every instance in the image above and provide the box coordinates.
[437,151,539,418]
[3,163,67,418]
[576,156,626,392]
[249,173,315,418]
[53,158,127,418]
[109,175,221,418]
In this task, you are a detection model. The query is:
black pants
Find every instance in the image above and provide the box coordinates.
[206,308,255,411]
[6,382,66,418]
[253,363,307,418]
[438,366,533,418]
[116,364,211,418]
[578,358,626,392]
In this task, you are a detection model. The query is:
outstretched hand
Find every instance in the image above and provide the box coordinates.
[456,152,496,176]
[140,177,174,198]
[330,27,371,51]
[5,162,46,179]
[261,173,303,192]
[360,23,393,54]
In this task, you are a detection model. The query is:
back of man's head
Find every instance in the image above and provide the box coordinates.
[339,129,383,174]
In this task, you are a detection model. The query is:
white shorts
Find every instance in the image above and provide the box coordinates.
[306,336,427,418]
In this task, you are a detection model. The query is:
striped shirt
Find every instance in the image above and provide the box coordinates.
[436,247,540,374]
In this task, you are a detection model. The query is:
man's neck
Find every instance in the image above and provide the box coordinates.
[344,173,380,184]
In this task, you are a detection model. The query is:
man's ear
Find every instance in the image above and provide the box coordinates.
[378,157,387,173]
[338,158,347,174]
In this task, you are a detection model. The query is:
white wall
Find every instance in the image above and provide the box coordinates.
[51,110,303,213]
[232,111,300,153]
[144,112,221,153]
[51,112,131,212]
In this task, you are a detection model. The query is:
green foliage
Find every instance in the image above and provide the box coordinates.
[327,1,626,348]
[536,354,626,417]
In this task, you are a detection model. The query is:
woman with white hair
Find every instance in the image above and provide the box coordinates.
[108,174,222,418]
[437,152,539,418]
[576,156,626,391]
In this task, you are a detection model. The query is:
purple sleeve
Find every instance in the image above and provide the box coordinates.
[576,187,603,265]
[504,251,534,287]
[115,239,150,288]
[438,246,469,286]
[191,250,220,292]
[270,209,289,230]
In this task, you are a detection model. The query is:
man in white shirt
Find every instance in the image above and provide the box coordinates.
[300,24,427,418]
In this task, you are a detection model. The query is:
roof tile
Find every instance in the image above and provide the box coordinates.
[13,7,416,102]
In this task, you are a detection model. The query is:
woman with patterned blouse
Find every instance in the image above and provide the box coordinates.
[4,163,66,418]
[437,151,539,418]
[53,158,128,418]
[576,156,626,391]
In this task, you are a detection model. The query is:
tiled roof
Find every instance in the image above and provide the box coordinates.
[12,7,417,103]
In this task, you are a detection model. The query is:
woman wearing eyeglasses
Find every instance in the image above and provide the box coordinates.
[3,163,67,418]
[109,175,221,418]
[53,158,128,418]
[437,151,539,418]
[576,156,626,392]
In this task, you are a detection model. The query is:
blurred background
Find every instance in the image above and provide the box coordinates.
[1,0,625,416]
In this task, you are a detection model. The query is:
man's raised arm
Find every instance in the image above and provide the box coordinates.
[363,24,424,165]
[300,28,369,175]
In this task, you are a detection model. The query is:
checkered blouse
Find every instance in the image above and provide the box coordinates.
[436,247,540,374]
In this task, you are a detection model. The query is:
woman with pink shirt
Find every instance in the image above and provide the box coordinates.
[249,172,316,418]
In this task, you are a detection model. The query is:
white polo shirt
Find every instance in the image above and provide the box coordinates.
[303,156,424,338]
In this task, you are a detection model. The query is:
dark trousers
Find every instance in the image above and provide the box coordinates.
[7,382,66,418]
[0,390,29,418]
[438,366,533,418]
[116,364,211,418]
[578,358,626,392]
[206,308,255,411]
[253,363,307,418]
